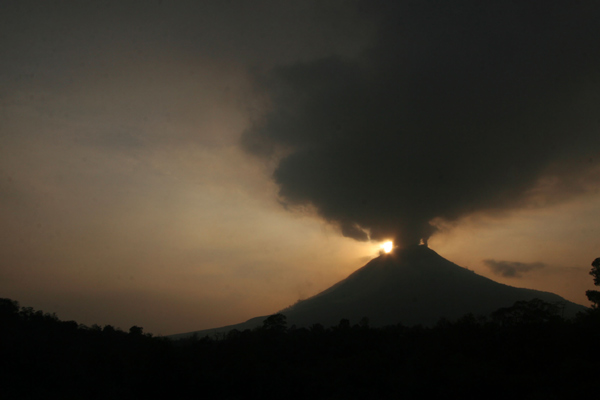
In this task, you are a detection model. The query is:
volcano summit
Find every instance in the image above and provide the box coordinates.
[171,245,586,339]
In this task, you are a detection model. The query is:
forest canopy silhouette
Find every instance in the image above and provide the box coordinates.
[2,288,600,399]
[1,258,599,398]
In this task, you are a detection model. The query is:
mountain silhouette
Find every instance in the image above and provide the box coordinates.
[170,245,586,339]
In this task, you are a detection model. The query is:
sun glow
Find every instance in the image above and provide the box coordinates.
[381,241,393,253]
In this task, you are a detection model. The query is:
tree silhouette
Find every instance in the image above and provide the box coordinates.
[129,325,144,335]
[586,258,600,308]
[490,298,560,326]
[262,313,287,332]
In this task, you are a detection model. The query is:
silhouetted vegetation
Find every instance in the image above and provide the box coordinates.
[2,261,599,399]
[1,298,599,399]
[586,257,600,309]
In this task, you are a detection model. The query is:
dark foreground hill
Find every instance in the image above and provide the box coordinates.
[2,295,600,399]
[172,245,586,339]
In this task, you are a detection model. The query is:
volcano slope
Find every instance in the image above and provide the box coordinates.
[170,245,586,339]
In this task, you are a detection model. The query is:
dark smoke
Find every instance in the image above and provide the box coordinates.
[483,259,546,278]
[242,1,600,246]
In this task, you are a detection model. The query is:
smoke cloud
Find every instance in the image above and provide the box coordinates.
[242,1,600,246]
[484,259,546,278]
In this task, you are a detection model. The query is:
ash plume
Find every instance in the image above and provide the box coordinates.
[484,259,546,278]
[242,1,600,246]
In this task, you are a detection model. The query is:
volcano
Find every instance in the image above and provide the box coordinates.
[170,245,586,339]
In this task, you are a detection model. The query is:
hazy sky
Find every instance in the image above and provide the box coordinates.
[1,1,599,335]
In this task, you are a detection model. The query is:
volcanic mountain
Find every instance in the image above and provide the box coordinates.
[170,245,586,339]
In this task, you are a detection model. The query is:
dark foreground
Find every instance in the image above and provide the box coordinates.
[1,297,599,399]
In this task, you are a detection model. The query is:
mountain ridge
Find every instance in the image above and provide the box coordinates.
[169,245,586,339]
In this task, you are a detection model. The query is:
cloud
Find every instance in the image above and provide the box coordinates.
[242,1,600,246]
[483,259,546,278]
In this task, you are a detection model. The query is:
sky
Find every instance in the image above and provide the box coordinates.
[1,1,599,335]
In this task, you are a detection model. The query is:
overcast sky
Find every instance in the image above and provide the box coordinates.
[1,1,599,335]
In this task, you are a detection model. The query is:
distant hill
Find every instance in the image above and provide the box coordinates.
[170,245,587,339]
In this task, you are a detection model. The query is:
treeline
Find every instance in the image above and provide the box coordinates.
[1,297,599,399]
[0,298,171,399]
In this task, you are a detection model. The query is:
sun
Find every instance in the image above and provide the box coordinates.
[381,241,393,253]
